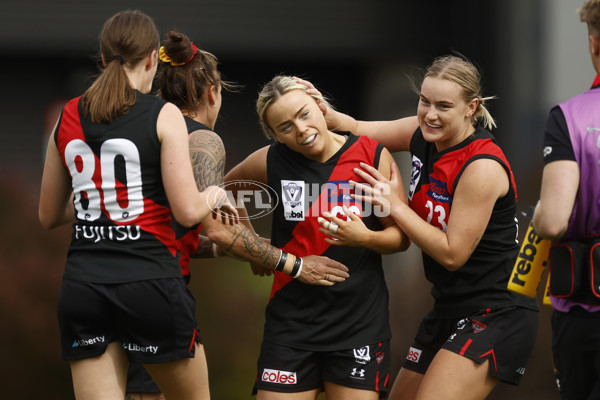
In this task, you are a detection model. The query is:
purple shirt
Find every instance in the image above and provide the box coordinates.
[550,73,600,312]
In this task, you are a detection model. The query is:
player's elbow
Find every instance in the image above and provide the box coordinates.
[172,206,202,228]
[38,209,62,230]
[533,219,567,241]
[397,235,411,253]
[39,214,55,230]
[437,253,468,272]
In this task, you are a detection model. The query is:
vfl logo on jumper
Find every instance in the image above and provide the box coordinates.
[262,368,297,384]
[74,224,141,243]
[427,177,451,203]
[354,346,371,364]
[282,180,305,221]
[350,368,365,380]
[72,336,105,348]
[122,342,159,354]
[408,155,423,201]
[406,346,422,363]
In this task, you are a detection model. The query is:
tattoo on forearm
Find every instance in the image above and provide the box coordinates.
[226,225,278,268]
[189,131,226,190]
[188,131,279,268]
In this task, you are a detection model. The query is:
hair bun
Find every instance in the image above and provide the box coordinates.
[164,31,194,65]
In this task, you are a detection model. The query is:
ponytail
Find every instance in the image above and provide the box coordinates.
[81,10,159,123]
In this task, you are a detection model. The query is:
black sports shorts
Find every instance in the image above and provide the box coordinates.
[253,340,390,397]
[402,306,538,385]
[551,306,600,399]
[58,277,202,364]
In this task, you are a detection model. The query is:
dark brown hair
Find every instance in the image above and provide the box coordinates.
[155,31,239,114]
[81,10,160,123]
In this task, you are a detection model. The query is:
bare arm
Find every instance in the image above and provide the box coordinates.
[157,103,230,227]
[294,77,418,152]
[353,158,509,270]
[38,128,75,229]
[532,160,579,240]
[196,141,349,285]
[329,113,418,153]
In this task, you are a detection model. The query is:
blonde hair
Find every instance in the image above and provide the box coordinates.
[256,75,331,139]
[417,55,497,130]
[81,10,159,123]
[579,0,600,36]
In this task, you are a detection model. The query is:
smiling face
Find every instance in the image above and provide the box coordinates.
[265,89,333,161]
[417,76,477,151]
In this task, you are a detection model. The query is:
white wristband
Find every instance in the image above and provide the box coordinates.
[212,242,219,258]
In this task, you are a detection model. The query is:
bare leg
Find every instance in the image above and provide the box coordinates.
[388,368,424,400]
[323,380,379,400]
[144,342,210,400]
[256,388,321,400]
[70,341,129,400]
[126,393,166,400]
[415,349,498,400]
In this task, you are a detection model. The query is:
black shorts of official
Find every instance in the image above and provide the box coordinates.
[551,306,600,400]
[126,363,161,394]
[402,306,538,386]
[253,340,390,397]
[58,278,202,364]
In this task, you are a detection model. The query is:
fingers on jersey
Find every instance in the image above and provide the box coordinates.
[318,216,339,234]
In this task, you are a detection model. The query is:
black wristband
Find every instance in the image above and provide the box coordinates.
[290,256,302,277]
[274,251,287,272]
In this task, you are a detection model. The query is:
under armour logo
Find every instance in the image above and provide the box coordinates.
[351,368,365,378]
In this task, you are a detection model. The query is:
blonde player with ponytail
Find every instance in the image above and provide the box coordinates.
[298,54,539,400]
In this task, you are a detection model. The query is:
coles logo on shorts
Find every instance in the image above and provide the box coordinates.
[262,368,297,385]
[406,346,422,363]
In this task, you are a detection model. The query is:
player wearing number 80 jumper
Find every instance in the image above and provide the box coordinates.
[58,93,184,282]
[225,75,410,400]
[38,10,235,400]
